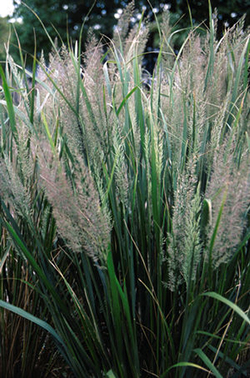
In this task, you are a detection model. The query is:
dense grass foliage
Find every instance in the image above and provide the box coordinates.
[0,4,249,377]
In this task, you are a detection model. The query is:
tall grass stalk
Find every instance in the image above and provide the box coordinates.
[0,3,249,377]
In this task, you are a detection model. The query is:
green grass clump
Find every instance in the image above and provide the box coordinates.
[0,3,249,377]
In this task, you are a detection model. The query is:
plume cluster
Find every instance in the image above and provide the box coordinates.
[205,143,250,268]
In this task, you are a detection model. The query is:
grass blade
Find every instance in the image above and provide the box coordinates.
[202,292,250,325]
[194,348,223,378]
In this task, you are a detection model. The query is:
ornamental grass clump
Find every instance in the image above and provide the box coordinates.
[0,2,249,377]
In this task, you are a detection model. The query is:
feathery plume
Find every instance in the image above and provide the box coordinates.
[167,158,202,290]
[205,143,250,268]
[38,145,111,261]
